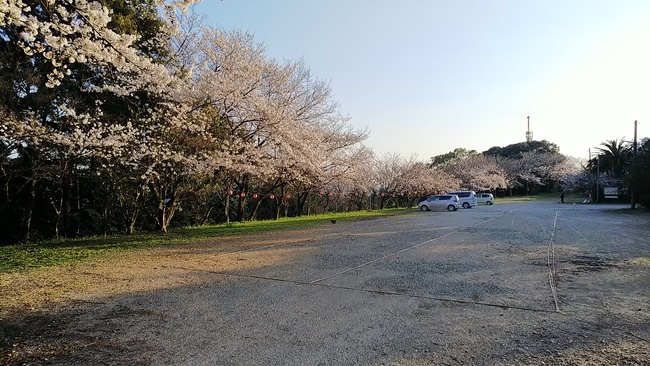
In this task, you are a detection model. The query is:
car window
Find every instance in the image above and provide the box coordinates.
[457,192,470,198]
[439,195,451,200]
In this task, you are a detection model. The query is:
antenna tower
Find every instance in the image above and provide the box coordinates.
[525,115,533,142]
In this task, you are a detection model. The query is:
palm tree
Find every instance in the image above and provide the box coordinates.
[596,138,631,177]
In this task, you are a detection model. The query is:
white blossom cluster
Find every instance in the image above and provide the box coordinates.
[1,0,379,231]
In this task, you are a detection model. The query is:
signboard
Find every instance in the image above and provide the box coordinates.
[604,187,619,199]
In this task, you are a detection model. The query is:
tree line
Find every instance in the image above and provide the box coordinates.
[1,1,647,245]
[562,137,650,206]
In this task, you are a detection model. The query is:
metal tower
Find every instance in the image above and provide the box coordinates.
[525,115,533,142]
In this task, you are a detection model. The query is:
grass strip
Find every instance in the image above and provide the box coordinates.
[495,192,561,202]
[0,209,409,273]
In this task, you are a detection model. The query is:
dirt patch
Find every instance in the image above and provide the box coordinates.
[565,255,616,272]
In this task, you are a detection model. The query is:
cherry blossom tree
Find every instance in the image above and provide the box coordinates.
[497,151,570,195]
[183,27,371,221]
[1,0,205,236]
[373,153,458,209]
[442,154,507,192]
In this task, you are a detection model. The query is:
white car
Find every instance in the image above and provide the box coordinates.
[476,193,494,205]
[418,195,460,212]
[447,191,478,209]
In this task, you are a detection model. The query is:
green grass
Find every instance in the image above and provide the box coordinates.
[0,208,409,273]
[496,192,559,202]
[496,192,601,203]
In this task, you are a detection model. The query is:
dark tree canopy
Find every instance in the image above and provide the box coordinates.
[483,140,560,159]
[97,0,169,59]
[593,138,632,177]
[429,148,478,167]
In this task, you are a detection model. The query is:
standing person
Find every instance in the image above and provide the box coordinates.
[560,192,565,203]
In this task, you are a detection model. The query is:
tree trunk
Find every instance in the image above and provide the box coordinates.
[275,186,285,220]
[322,195,331,213]
[161,204,177,233]
[102,205,108,236]
[224,193,230,225]
[74,177,81,235]
[201,206,213,226]
[296,191,309,216]
[160,199,168,233]
[526,181,530,196]
[356,194,364,211]
[52,193,63,238]
[61,171,72,237]
[249,199,263,221]
[127,191,141,234]
[236,194,245,222]
[128,207,139,234]
[157,184,176,234]
[20,178,36,242]
[284,199,289,218]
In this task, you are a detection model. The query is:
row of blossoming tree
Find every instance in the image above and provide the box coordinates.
[0,1,575,244]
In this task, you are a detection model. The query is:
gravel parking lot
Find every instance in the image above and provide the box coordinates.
[2,201,649,365]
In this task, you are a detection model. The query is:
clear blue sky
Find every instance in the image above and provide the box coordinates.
[194,0,649,161]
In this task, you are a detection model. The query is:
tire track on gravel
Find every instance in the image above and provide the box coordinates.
[547,209,561,313]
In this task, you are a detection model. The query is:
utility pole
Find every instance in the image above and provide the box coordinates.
[596,155,599,203]
[631,120,638,210]
[588,148,600,203]
[587,148,594,203]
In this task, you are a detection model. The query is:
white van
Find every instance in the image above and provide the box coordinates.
[476,193,495,205]
[447,191,477,208]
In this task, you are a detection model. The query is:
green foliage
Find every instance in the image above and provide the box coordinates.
[429,148,478,167]
[483,140,560,158]
[97,0,169,58]
[593,138,632,178]
[0,209,405,273]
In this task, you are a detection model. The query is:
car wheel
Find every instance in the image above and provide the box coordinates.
[487,201,493,205]
[462,202,470,209]
[447,205,456,212]
[420,205,429,212]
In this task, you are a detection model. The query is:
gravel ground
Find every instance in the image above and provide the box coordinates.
[1,201,649,365]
